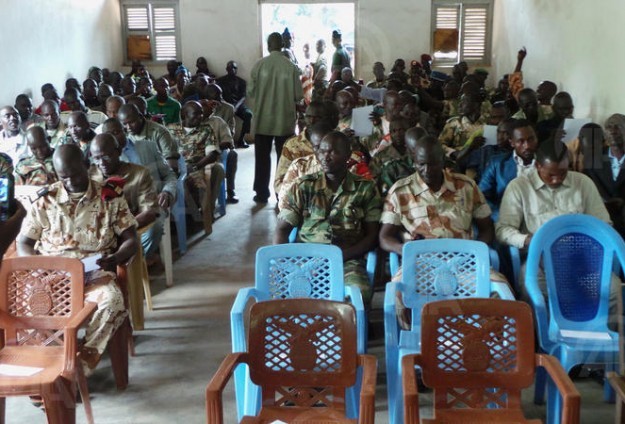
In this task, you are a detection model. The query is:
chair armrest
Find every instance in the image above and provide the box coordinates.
[526,273,552,352]
[536,353,581,424]
[401,354,422,424]
[608,372,625,401]
[345,285,366,354]
[489,247,500,271]
[63,302,98,376]
[509,246,521,291]
[357,354,377,424]
[230,287,261,352]
[206,352,249,424]
[490,281,515,300]
[366,250,376,287]
[389,253,400,277]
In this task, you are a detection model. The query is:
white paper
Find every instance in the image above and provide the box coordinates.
[560,329,612,341]
[14,185,45,204]
[482,125,498,146]
[81,254,102,273]
[350,105,375,137]
[562,118,591,144]
[0,364,44,377]
[270,421,287,424]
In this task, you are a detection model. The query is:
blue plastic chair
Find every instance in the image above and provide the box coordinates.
[384,239,515,424]
[525,214,625,424]
[230,243,366,421]
[171,156,187,254]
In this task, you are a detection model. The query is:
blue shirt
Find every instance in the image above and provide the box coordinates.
[122,138,141,165]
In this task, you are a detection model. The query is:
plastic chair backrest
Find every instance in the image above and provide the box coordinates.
[420,299,535,408]
[0,256,85,346]
[248,299,357,409]
[401,239,491,330]
[527,214,625,335]
[255,244,345,301]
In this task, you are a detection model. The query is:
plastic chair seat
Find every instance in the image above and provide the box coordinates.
[240,407,357,423]
[421,410,541,424]
[0,345,66,394]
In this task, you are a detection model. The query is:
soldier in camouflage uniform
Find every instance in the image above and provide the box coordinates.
[0,152,12,175]
[40,100,67,148]
[274,101,332,195]
[15,126,57,185]
[438,93,487,156]
[369,117,413,196]
[17,144,138,375]
[275,131,382,302]
[168,101,226,234]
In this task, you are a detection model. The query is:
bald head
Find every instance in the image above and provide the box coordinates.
[0,106,20,135]
[26,126,53,161]
[181,101,203,128]
[91,133,121,176]
[383,90,402,120]
[413,135,445,189]
[53,144,89,192]
[405,127,428,157]
[118,103,145,135]
[40,99,61,129]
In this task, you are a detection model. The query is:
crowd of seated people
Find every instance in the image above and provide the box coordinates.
[0,43,623,414]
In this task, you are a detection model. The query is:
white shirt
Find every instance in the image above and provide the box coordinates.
[607,148,625,181]
[512,150,535,178]
[0,129,29,164]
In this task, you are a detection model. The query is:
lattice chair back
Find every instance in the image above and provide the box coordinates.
[526,214,625,338]
[255,244,344,301]
[401,239,491,334]
[0,256,85,347]
[248,299,357,411]
[420,298,535,411]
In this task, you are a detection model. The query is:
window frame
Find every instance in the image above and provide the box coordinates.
[120,0,181,65]
[431,0,494,66]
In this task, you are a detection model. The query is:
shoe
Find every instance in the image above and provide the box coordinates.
[253,195,268,204]
[227,194,239,204]
[236,141,250,149]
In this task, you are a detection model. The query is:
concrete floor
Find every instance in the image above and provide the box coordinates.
[6,147,617,423]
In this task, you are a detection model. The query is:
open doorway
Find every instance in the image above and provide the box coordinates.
[260,3,355,71]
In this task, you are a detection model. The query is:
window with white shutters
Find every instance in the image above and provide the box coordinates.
[121,1,180,63]
[432,0,493,65]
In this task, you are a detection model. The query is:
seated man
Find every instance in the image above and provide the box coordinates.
[274,100,335,195]
[275,131,382,303]
[478,119,538,221]
[15,126,57,185]
[64,111,96,158]
[101,118,176,261]
[146,77,181,125]
[511,88,550,126]
[535,91,574,143]
[0,106,28,164]
[89,131,158,226]
[117,104,179,172]
[216,60,252,148]
[369,116,413,196]
[496,140,611,297]
[61,88,107,128]
[438,92,486,157]
[360,90,403,157]
[168,101,225,235]
[15,94,44,131]
[17,144,138,374]
[40,100,67,147]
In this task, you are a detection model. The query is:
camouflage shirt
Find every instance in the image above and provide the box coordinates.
[438,115,487,151]
[381,169,491,241]
[20,180,137,259]
[14,155,58,186]
[279,171,382,248]
[274,131,313,193]
[0,153,13,175]
[369,145,414,197]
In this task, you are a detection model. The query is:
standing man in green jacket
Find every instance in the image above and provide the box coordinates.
[248,32,303,204]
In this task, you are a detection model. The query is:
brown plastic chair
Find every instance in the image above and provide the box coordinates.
[607,281,625,423]
[206,299,377,424]
[402,298,580,424]
[0,256,97,424]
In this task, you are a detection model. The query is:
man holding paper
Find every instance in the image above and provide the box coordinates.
[17,144,138,375]
[479,119,538,221]
[535,92,575,143]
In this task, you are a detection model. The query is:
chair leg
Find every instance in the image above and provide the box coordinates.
[534,365,547,404]
[141,256,153,312]
[76,363,94,424]
[0,397,5,424]
[43,379,76,424]
[109,318,130,390]
[160,221,174,288]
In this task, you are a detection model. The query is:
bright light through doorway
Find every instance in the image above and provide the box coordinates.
[261,3,355,70]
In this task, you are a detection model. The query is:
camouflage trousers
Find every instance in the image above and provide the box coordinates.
[81,274,128,374]
[345,258,372,304]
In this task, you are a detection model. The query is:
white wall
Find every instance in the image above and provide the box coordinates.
[0,0,122,107]
[176,0,432,82]
[492,0,625,124]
